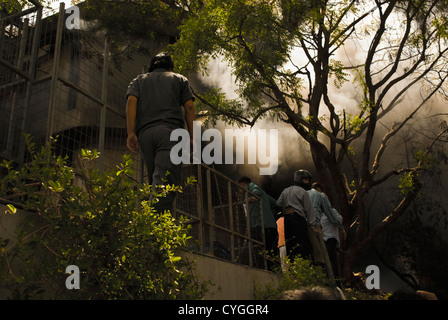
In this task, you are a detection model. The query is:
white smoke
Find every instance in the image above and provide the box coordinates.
[194,30,448,192]
[196,55,314,186]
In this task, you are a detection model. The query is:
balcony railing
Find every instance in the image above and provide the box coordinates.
[174,164,267,270]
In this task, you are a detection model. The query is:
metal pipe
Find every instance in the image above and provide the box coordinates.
[98,35,109,173]
[18,4,43,165]
[46,2,65,140]
[0,7,37,22]
[28,0,42,8]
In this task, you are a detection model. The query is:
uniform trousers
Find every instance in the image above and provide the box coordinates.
[139,124,182,214]
[284,213,312,260]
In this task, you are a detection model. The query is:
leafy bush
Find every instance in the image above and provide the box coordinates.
[281,256,329,289]
[254,255,328,300]
[255,255,391,300]
[0,135,207,299]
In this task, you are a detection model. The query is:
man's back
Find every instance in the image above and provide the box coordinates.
[277,185,316,226]
[308,189,342,229]
[247,182,277,229]
[126,69,194,134]
[125,52,196,214]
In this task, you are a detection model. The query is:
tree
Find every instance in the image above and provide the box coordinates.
[77,0,187,39]
[374,197,448,299]
[168,0,448,282]
[371,120,448,298]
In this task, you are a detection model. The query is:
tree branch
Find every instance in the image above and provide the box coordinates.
[371,127,448,187]
[370,73,448,177]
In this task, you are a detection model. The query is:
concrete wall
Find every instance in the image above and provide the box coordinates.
[184,252,282,300]
[0,204,281,300]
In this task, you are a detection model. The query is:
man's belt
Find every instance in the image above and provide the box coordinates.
[284,207,295,215]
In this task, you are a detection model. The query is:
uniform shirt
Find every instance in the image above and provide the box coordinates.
[126,68,194,135]
[246,182,277,229]
[276,185,317,227]
[307,188,343,229]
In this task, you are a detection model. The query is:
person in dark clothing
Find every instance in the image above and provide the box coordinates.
[238,176,279,270]
[276,170,317,261]
[126,52,196,214]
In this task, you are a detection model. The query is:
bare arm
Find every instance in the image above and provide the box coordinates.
[183,99,196,157]
[183,98,196,138]
[126,95,139,153]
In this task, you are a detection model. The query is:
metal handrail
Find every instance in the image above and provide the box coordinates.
[174,163,267,270]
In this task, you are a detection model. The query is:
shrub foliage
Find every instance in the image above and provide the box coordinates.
[0,136,206,299]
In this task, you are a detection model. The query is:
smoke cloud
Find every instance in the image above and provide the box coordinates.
[194,56,315,196]
[192,34,448,198]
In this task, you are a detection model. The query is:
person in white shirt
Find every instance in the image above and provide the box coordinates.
[310,182,344,279]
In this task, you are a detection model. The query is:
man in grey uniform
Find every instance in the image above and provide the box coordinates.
[276,169,317,260]
[125,52,196,214]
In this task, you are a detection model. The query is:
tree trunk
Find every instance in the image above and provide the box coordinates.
[341,186,420,284]
[309,140,350,227]
[342,246,359,284]
[309,141,356,283]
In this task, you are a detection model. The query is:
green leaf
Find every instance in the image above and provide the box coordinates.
[6,204,17,214]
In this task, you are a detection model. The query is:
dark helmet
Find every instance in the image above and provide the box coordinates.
[148,52,174,72]
[294,169,312,189]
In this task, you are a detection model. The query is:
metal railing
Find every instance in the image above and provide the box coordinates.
[1,2,148,182]
[175,164,267,270]
[0,2,42,165]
